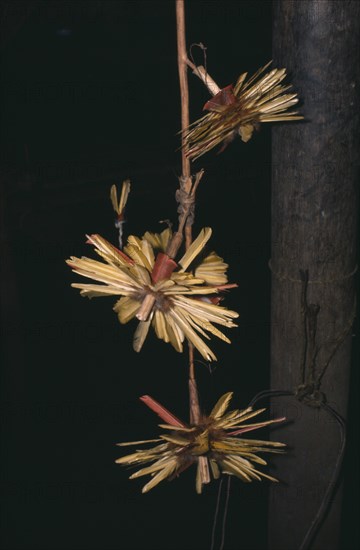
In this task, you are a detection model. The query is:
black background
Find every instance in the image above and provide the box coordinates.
[0,1,358,549]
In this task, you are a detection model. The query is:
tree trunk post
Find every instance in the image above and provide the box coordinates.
[269,1,359,549]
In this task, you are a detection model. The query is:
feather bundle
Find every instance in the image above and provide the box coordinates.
[110,180,131,248]
[184,61,303,160]
[67,228,238,361]
[116,393,285,494]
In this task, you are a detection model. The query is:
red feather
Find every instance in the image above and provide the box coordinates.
[229,416,286,436]
[151,253,178,283]
[203,85,236,112]
[140,395,186,427]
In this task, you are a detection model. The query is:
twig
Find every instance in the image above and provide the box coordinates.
[176,0,198,403]
[176,0,191,181]
[176,0,210,487]
[185,58,221,96]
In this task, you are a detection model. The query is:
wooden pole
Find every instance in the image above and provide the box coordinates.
[269,1,359,549]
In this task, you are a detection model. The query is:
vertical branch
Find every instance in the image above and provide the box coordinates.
[176,0,191,181]
[175,0,203,434]
[176,1,194,252]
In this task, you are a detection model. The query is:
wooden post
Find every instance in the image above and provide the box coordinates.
[269,1,359,549]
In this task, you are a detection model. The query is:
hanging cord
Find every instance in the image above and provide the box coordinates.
[189,41,208,84]
[219,476,232,550]
[210,389,292,550]
[209,388,346,550]
[299,402,346,550]
[210,478,223,550]
[210,476,232,550]
[249,389,294,407]
[249,389,347,550]
[295,269,356,406]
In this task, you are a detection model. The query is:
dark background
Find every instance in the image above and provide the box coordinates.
[0,1,358,549]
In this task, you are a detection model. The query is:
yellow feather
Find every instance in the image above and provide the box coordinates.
[158,424,195,432]
[210,459,220,479]
[125,243,153,272]
[141,238,155,269]
[196,460,203,494]
[114,296,140,324]
[210,392,233,419]
[142,461,177,493]
[119,179,131,214]
[220,458,252,482]
[163,313,184,353]
[110,184,119,214]
[116,439,161,447]
[178,227,212,271]
[153,310,169,342]
[169,307,217,361]
[133,317,152,352]
[130,457,177,480]
[71,284,122,298]
[86,234,130,267]
[143,228,172,251]
[233,71,247,94]
[160,434,190,446]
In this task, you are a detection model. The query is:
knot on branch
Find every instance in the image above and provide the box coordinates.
[176,175,196,226]
[175,171,204,230]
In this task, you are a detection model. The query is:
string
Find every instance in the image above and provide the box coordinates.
[268,259,358,284]
[295,269,356,404]
[299,402,346,550]
[190,42,208,78]
[249,389,346,550]
[219,476,231,550]
[210,475,232,550]
[210,478,223,550]
[249,388,293,407]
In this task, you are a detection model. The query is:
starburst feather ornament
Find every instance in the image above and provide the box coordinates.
[66,227,238,361]
[116,392,285,494]
[184,61,303,160]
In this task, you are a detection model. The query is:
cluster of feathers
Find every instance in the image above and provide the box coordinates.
[67,57,302,494]
[67,226,238,361]
[184,61,303,160]
[116,392,285,494]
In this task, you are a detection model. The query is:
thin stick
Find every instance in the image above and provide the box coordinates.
[188,343,200,424]
[219,476,231,550]
[176,0,197,386]
[185,58,221,96]
[211,478,224,550]
[165,0,197,261]
[176,1,209,487]
[176,0,191,182]
[176,0,201,421]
